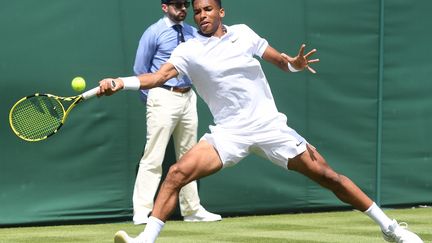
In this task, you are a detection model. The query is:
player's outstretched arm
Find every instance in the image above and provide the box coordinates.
[262,44,319,74]
[97,63,179,96]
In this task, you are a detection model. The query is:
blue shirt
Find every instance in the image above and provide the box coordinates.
[134,16,197,102]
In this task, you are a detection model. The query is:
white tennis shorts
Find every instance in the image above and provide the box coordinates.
[201,114,307,169]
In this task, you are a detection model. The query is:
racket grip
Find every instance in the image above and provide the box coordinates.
[81,80,117,100]
[81,87,100,100]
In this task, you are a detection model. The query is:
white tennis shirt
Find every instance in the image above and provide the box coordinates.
[168,24,280,129]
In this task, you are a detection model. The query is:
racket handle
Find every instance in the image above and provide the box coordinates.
[81,87,100,100]
[81,80,117,100]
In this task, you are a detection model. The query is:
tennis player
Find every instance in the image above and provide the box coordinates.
[132,0,221,225]
[98,0,423,242]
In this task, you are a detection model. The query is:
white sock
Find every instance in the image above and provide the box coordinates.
[138,216,165,243]
[364,202,393,231]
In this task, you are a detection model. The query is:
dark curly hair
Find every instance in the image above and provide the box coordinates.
[192,0,222,8]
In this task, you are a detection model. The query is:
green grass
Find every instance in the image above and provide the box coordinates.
[1,208,431,243]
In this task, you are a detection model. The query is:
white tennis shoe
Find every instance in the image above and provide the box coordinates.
[382,220,423,243]
[114,231,147,243]
[183,206,222,222]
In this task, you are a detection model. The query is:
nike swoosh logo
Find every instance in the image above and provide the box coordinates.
[296,141,303,147]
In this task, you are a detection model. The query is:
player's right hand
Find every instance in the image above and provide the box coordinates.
[97,78,123,96]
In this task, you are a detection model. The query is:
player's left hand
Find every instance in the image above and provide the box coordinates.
[282,44,319,74]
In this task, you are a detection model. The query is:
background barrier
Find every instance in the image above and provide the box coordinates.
[1,0,431,225]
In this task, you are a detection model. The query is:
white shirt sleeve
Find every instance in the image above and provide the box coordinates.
[167,43,189,78]
[241,24,269,58]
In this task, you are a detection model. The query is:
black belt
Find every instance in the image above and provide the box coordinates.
[161,85,191,93]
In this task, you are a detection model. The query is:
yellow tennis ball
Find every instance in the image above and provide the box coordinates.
[71,76,86,92]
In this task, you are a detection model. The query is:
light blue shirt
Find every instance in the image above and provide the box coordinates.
[134,16,197,102]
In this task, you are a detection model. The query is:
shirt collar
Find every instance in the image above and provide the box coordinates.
[163,16,184,28]
[196,25,237,44]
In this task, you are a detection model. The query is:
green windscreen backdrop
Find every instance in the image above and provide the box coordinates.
[1,0,431,225]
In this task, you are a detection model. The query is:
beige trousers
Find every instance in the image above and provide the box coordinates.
[133,87,201,217]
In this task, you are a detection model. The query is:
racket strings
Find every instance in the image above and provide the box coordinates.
[10,96,64,140]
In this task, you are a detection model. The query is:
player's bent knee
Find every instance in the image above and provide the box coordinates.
[165,164,189,188]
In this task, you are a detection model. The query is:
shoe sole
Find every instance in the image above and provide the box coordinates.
[184,217,222,222]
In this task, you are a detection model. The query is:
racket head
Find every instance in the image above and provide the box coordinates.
[9,94,67,141]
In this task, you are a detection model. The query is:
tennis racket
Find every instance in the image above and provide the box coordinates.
[9,81,115,142]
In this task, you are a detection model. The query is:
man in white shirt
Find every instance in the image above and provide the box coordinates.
[98,0,423,242]
[131,0,221,225]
